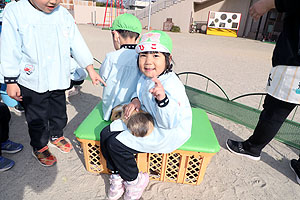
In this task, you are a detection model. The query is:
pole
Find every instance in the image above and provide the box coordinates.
[255,16,262,40]
[147,0,151,30]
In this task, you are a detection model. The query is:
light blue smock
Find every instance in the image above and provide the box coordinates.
[0,0,93,92]
[0,70,3,84]
[99,48,142,121]
[112,72,192,153]
[70,58,88,81]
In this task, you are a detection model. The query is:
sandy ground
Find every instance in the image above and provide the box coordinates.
[0,24,300,200]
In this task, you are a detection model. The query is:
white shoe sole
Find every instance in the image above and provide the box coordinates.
[1,148,23,154]
[48,138,73,154]
[289,162,300,184]
[226,140,261,161]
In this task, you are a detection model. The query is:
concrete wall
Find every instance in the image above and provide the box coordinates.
[74,5,106,25]
[72,0,256,37]
[140,0,193,33]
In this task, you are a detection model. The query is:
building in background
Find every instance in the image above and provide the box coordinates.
[61,0,284,42]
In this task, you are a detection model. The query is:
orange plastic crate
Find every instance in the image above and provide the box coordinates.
[77,138,216,185]
[75,102,220,185]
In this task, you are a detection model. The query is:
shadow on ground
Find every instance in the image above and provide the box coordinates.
[210,119,299,185]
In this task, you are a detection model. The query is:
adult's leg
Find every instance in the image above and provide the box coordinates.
[244,94,296,155]
[48,90,67,138]
[19,85,50,150]
[0,103,11,156]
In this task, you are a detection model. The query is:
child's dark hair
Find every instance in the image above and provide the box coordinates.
[127,112,154,137]
[137,51,174,75]
[115,30,140,41]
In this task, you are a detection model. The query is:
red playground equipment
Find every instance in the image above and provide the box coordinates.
[102,0,124,28]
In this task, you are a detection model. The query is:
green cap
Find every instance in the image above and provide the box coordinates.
[110,13,142,34]
[136,30,173,53]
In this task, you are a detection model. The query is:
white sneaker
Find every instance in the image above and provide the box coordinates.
[124,172,149,200]
[108,174,124,200]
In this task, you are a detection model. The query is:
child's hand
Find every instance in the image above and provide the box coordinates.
[149,77,166,101]
[86,65,107,86]
[124,98,141,119]
[6,83,22,101]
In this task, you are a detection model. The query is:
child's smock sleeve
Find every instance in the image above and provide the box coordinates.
[0,3,22,83]
[99,55,112,83]
[152,81,185,129]
[154,94,180,129]
[69,19,93,69]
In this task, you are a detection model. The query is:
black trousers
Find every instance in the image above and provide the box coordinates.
[245,94,297,155]
[66,80,84,91]
[100,125,140,181]
[19,85,67,150]
[0,102,11,156]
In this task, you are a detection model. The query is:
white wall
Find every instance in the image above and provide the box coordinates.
[74,5,106,25]
[140,0,193,33]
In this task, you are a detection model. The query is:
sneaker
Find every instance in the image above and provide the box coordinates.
[68,86,79,97]
[0,156,15,172]
[108,174,125,200]
[49,136,73,153]
[32,146,57,167]
[65,87,79,100]
[1,140,24,154]
[14,104,25,113]
[124,172,149,200]
[226,139,261,161]
[290,159,300,184]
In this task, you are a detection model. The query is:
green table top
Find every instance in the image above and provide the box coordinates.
[74,102,220,153]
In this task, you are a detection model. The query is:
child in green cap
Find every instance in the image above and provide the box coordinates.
[100,30,192,200]
[99,13,143,121]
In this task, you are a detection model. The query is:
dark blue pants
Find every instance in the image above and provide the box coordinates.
[100,125,140,181]
[19,85,67,150]
[0,102,10,156]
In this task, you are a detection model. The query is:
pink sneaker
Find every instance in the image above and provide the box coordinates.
[108,174,124,200]
[124,172,149,200]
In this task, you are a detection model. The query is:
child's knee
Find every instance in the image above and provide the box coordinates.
[100,125,112,142]
[106,136,118,151]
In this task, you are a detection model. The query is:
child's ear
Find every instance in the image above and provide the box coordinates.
[112,31,120,42]
[169,55,172,63]
[136,35,141,43]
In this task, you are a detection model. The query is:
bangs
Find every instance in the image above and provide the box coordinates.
[139,51,160,54]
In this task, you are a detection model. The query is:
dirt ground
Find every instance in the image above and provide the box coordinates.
[0,24,299,200]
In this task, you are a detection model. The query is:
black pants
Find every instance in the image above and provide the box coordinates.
[0,102,11,156]
[245,94,297,155]
[100,125,140,181]
[66,80,84,91]
[19,85,67,150]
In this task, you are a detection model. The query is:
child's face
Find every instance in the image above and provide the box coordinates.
[30,0,61,13]
[138,52,166,78]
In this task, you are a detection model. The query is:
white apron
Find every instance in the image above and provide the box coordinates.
[266,65,300,104]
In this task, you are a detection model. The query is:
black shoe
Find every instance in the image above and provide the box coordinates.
[290,159,300,184]
[14,104,25,113]
[226,139,261,161]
